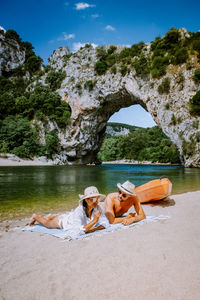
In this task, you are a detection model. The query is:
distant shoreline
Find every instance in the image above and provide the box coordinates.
[0,154,183,167]
[102,159,183,166]
[0,158,183,167]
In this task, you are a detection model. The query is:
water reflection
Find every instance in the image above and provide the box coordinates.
[0,164,200,220]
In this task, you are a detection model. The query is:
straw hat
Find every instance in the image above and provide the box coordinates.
[117,180,136,196]
[79,186,105,202]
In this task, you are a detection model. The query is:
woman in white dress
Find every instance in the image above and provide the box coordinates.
[29,186,109,235]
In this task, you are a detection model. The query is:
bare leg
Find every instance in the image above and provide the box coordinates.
[29,214,60,229]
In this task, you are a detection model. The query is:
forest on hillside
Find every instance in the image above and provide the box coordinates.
[98,125,181,164]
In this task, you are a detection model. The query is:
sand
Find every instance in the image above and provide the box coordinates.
[0,157,53,166]
[0,191,200,300]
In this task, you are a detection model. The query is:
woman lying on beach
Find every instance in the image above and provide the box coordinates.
[29,186,109,235]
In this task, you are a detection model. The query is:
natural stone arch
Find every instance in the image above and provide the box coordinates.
[61,88,150,164]
[1,29,199,167]
[47,45,200,167]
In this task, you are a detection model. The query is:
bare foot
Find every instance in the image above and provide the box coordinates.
[29,214,37,226]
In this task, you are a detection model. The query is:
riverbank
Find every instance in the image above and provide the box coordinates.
[1,190,200,299]
[0,153,53,166]
[0,157,182,167]
[102,159,182,165]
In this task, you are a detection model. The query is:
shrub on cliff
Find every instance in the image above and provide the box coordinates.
[120,64,129,76]
[133,55,150,77]
[189,91,200,115]
[158,77,171,94]
[131,42,145,56]
[172,48,189,65]
[94,60,108,75]
[107,45,117,55]
[25,55,43,74]
[151,56,169,78]
[84,80,96,91]
[151,28,180,52]
[45,70,66,91]
[5,29,22,43]
[193,69,200,83]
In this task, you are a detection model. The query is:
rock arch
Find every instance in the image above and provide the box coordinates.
[49,46,200,167]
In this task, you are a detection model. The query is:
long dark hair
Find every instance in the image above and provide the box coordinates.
[82,199,93,218]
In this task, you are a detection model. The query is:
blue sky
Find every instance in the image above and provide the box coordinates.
[1,0,200,127]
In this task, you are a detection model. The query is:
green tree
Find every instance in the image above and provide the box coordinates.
[5,30,22,43]
[45,130,60,158]
[25,56,42,74]
[0,116,40,157]
[45,70,66,91]
[94,61,108,75]
[98,126,180,164]
[98,136,125,161]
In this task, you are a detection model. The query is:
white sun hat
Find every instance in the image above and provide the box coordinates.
[79,186,106,202]
[117,180,136,196]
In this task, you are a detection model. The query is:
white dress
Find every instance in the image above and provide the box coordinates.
[58,204,109,236]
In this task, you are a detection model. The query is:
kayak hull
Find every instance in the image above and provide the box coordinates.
[135,178,172,203]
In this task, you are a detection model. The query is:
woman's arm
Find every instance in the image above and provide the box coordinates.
[84,210,105,233]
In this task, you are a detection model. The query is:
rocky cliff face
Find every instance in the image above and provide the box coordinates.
[1,29,200,167]
[47,42,200,167]
[0,31,25,76]
[106,124,131,137]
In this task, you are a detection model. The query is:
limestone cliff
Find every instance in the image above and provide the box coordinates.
[1,28,200,167]
[0,30,25,75]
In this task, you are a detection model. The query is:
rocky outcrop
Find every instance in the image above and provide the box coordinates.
[1,28,200,167]
[106,124,131,137]
[0,31,25,76]
[45,41,200,167]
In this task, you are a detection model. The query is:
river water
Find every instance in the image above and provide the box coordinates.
[0,164,200,221]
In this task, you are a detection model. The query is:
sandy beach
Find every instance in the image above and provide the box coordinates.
[0,190,200,300]
[0,156,53,166]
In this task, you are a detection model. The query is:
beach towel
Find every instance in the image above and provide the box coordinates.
[19,215,170,240]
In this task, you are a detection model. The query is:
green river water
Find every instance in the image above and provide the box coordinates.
[0,164,200,221]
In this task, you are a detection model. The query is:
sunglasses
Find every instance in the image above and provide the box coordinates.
[87,197,98,203]
[118,190,127,198]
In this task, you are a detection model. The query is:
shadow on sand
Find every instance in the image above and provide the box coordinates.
[142,197,175,207]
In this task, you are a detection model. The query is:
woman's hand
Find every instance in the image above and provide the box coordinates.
[84,210,102,233]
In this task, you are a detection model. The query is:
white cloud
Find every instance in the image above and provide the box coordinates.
[57,33,75,41]
[91,14,99,18]
[75,2,95,10]
[73,42,98,52]
[105,25,115,31]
